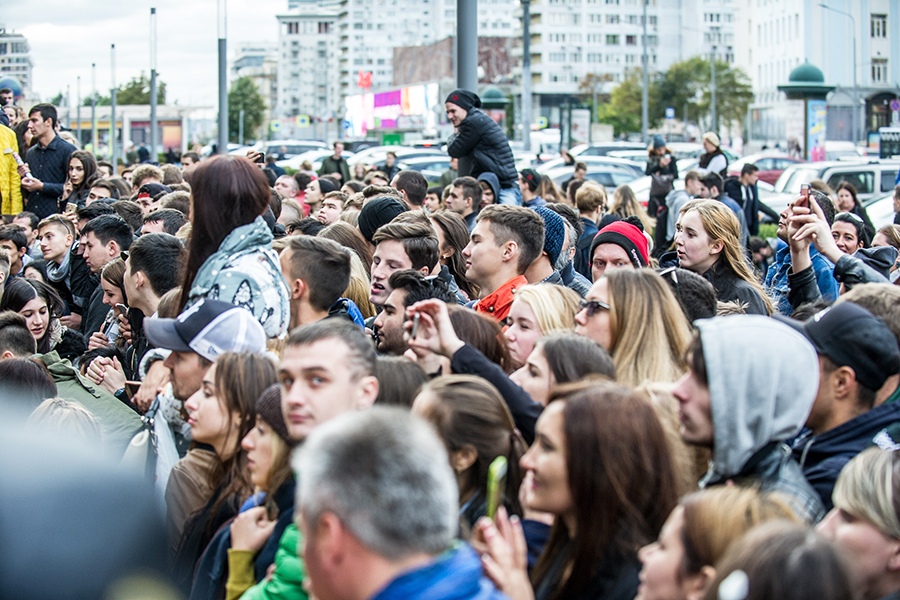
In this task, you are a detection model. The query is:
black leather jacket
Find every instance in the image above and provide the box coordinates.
[787,252,890,311]
[702,441,826,524]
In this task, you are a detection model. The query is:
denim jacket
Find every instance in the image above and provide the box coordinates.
[766,244,838,316]
[186,216,290,339]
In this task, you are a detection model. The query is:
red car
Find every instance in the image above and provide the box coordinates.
[727,153,805,185]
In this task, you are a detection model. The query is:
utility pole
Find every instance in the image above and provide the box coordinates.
[217,0,228,154]
[521,0,532,151]
[91,62,97,153]
[150,8,159,161]
[239,109,244,145]
[111,44,118,170]
[710,37,717,134]
[640,0,648,144]
[76,76,81,146]
[456,0,478,92]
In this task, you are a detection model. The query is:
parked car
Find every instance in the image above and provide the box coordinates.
[864,190,899,230]
[349,146,443,167]
[629,172,775,209]
[276,149,355,171]
[762,158,900,217]
[264,140,329,159]
[397,156,451,173]
[727,153,805,185]
[568,142,648,158]
[536,155,645,176]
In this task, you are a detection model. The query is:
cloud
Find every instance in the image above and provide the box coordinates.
[11,0,283,106]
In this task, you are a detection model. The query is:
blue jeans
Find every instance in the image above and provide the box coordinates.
[499,186,522,206]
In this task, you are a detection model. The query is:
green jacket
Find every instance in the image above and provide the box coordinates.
[317,155,351,184]
[238,523,307,600]
[40,351,143,458]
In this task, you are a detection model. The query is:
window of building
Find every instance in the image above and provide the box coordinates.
[871,14,887,37]
[626,35,636,45]
[607,34,620,44]
[589,13,602,23]
[570,52,582,61]
[587,33,602,43]
[605,0,619,4]
[625,14,638,23]
[549,51,566,62]
[587,53,603,62]
[607,14,620,23]
[625,54,636,63]
[287,22,299,34]
[873,58,888,82]
[649,15,657,24]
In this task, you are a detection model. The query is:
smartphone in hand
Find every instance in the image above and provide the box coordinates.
[486,456,508,520]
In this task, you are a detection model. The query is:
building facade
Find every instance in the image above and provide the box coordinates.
[231,43,279,137]
[0,25,33,97]
[735,0,900,144]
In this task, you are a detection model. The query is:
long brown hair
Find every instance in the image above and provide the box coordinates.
[532,383,679,599]
[418,375,526,519]
[67,150,101,198]
[430,210,478,299]
[318,221,374,278]
[448,304,511,372]
[178,156,271,309]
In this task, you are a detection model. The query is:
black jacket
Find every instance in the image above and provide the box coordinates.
[450,343,541,445]
[660,251,768,315]
[446,108,518,189]
[787,251,890,310]
[23,134,76,219]
[703,441,825,524]
[575,216,599,280]
[723,177,779,236]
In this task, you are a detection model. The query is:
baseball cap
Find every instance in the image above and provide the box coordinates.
[144,298,267,361]
[775,302,900,391]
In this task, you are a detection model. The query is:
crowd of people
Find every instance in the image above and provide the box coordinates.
[3,92,900,600]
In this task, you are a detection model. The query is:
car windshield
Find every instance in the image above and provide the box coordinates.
[775,167,822,194]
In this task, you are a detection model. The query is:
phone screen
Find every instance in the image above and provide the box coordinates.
[486,456,508,520]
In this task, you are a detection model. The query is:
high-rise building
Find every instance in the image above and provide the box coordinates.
[276,2,340,139]
[231,43,279,135]
[735,0,900,144]
[0,25,33,96]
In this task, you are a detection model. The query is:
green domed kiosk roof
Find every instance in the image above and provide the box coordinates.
[480,85,508,108]
[777,61,834,100]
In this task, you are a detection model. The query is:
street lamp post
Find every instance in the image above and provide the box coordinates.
[640,0,648,144]
[217,0,228,155]
[111,44,118,170]
[521,0,532,151]
[819,3,857,143]
[91,62,97,153]
[150,8,159,160]
[710,26,718,135]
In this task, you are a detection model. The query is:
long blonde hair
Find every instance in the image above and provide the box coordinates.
[606,269,691,387]
[610,185,655,233]
[513,284,581,334]
[680,199,774,315]
[344,252,376,319]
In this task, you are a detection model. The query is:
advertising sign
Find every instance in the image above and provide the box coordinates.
[807,99,827,162]
[344,83,440,136]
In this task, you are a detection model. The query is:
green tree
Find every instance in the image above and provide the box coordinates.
[228,77,266,143]
[595,69,644,135]
[651,57,753,129]
[83,72,166,106]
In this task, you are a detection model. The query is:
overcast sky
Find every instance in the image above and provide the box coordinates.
[7,0,287,110]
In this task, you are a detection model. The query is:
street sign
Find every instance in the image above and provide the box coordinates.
[665,107,675,119]
[296,115,310,127]
[536,116,548,129]
[270,122,281,131]
[342,120,351,130]
[891,99,900,111]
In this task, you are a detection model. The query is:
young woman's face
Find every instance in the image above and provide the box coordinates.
[23,266,46,284]
[305,180,323,205]
[68,157,85,186]
[575,278,613,351]
[510,345,554,406]
[19,296,50,341]
[817,507,900,600]
[183,363,240,458]
[832,221,863,254]
[100,278,125,308]
[674,210,719,274]
[504,299,544,370]
[241,418,277,491]
[636,506,703,600]
[520,401,573,518]
[836,188,856,213]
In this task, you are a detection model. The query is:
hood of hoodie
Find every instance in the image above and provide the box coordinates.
[696,316,819,479]
[476,172,501,203]
[854,246,898,279]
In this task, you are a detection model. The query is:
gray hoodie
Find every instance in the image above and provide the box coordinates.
[696,316,825,521]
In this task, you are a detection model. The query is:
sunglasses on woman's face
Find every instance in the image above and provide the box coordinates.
[578,298,611,317]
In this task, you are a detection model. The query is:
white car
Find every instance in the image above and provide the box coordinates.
[865,191,899,230]
[275,149,354,171]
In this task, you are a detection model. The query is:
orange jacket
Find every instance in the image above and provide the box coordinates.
[473,275,527,324]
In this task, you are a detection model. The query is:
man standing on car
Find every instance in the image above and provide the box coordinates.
[445,89,520,205]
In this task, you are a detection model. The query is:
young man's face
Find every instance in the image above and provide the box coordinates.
[279,337,376,443]
[372,288,409,355]
[672,367,714,447]
[741,171,759,186]
[370,240,413,306]
[98,164,112,179]
[0,91,12,106]
[446,185,470,215]
[12,218,35,245]
[684,178,703,197]
[423,192,442,212]
[574,168,586,181]
[0,240,24,271]
[316,197,343,225]
[463,219,506,287]
[163,350,210,401]
[332,143,344,157]
[122,255,140,309]
[137,195,159,217]
[86,186,112,206]
[445,103,467,127]
[38,224,73,264]
[27,113,52,140]
[141,219,167,234]
[81,231,116,274]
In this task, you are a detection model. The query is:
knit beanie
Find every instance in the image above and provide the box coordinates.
[652,134,666,149]
[590,216,649,268]
[445,89,482,112]
[520,168,541,192]
[358,196,408,243]
[256,384,294,446]
[317,177,338,194]
[534,206,565,266]
[137,182,172,201]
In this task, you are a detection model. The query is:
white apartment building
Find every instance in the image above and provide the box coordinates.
[276,3,341,139]
[231,43,279,133]
[735,0,900,144]
[0,25,32,96]
[510,0,734,127]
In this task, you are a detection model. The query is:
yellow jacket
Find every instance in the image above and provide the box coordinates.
[0,124,23,215]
